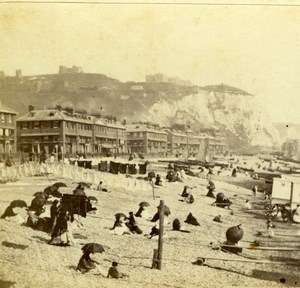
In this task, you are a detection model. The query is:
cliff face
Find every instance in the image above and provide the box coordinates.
[0,71,280,150]
[145,87,280,149]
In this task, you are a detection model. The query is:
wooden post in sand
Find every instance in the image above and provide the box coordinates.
[151,249,158,269]
[152,179,155,200]
[157,200,164,270]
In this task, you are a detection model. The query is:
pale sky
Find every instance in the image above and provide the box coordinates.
[1,3,300,123]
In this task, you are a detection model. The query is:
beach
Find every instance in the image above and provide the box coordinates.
[1,159,300,288]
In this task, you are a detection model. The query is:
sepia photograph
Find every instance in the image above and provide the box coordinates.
[0,1,300,287]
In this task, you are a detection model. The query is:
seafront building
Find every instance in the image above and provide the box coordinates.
[126,124,168,156]
[0,101,18,154]
[16,106,126,158]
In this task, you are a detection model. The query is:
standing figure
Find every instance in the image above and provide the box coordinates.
[267,219,274,238]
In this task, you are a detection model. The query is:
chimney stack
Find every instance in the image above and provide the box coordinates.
[28,105,34,112]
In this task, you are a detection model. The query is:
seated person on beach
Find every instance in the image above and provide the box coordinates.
[135,205,152,220]
[110,214,130,235]
[97,181,109,192]
[181,186,190,197]
[77,253,99,273]
[293,204,300,223]
[107,261,128,278]
[206,181,216,199]
[126,212,143,234]
[154,174,163,186]
[166,170,176,182]
[185,193,194,204]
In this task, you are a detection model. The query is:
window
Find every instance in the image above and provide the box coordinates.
[8,115,12,124]
[5,129,9,136]
[53,121,59,128]
[22,122,28,129]
[34,121,40,129]
[0,114,4,122]
[0,128,3,136]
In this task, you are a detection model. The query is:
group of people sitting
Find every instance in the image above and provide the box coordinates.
[110,212,143,236]
[180,186,195,204]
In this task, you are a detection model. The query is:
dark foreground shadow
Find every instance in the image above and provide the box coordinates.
[2,241,28,250]
[0,280,16,288]
[252,269,300,286]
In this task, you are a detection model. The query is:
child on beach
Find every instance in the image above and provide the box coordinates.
[107,262,128,279]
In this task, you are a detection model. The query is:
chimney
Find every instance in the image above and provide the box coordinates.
[66,106,74,114]
[16,69,22,79]
[56,105,62,111]
[28,105,34,112]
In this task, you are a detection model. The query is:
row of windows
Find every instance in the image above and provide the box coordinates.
[66,122,92,131]
[19,136,60,142]
[0,113,13,124]
[0,128,14,136]
[129,132,145,138]
[19,121,60,129]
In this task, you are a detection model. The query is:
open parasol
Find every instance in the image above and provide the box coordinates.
[44,185,58,195]
[49,190,63,198]
[139,201,150,208]
[115,213,127,219]
[53,182,67,188]
[156,204,171,216]
[33,192,48,198]
[9,200,27,208]
[81,243,105,255]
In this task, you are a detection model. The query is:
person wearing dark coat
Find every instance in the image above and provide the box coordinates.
[50,200,60,233]
[49,207,73,245]
[184,213,200,226]
[126,212,142,234]
[155,174,162,186]
[181,186,189,197]
[77,253,98,273]
[206,188,215,199]
[231,168,237,177]
[30,197,46,216]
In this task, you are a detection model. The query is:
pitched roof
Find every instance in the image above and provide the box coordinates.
[17,109,94,124]
[0,101,18,114]
[126,124,167,134]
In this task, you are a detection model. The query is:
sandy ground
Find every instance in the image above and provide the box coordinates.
[0,163,300,288]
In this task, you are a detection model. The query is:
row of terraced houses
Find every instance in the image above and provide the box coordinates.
[1,102,226,160]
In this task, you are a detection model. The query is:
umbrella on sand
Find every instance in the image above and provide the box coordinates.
[10,200,27,208]
[81,243,105,255]
[44,185,58,195]
[156,205,171,216]
[53,182,67,188]
[139,202,150,208]
[115,213,127,219]
[33,192,48,198]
